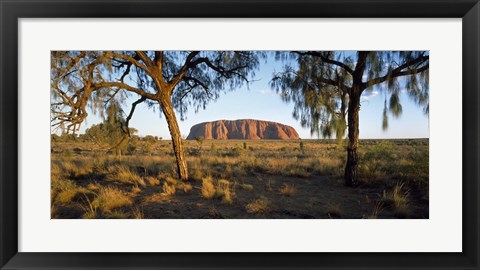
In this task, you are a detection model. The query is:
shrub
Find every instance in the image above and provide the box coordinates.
[201,176,216,199]
[228,147,245,157]
[127,143,137,155]
[240,183,254,191]
[190,170,204,182]
[217,179,233,204]
[196,136,205,145]
[246,197,270,213]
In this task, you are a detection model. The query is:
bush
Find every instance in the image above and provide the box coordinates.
[201,176,216,199]
[246,197,270,213]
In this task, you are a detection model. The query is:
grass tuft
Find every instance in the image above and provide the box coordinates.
[246,197,270,213]
[92,187,133,213]
[201,176,216,199]
[107,166,146,187]
[279,184,296,196]
[380,182,410,218]
[161,182,176,196]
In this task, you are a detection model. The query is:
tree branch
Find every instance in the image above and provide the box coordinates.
[106,51,152,76]
[135,51,154,67]
[92,81,157,100]
[363,56,429,89]
[169,51,200,88]
[122,96,147,136]
[293,51,354,74]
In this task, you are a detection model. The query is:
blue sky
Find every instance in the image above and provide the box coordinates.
[79,53,429,139]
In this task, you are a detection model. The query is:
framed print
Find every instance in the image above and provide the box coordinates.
[1,0,479,269]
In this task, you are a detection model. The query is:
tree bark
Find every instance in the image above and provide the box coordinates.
[159,97,189,181]
[336,89,348,145]
[344,91,361,187]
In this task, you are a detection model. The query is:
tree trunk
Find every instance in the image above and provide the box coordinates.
[344,92,361,187]
[159,97,189,181]
[336,89,348,145]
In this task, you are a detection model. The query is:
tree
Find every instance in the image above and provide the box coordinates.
[51,51,261,181]
[84,102,138,155]
[271,51,429,186]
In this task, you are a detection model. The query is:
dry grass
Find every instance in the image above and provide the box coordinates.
[183,183,193,193]
[79,191,98,219]
[246,197,270,213]
[368,201,384,219]
[50,139,428,219]
[217,179,234,204]
[189,170,204,181]
[279,183,296,196]
[106,210,129,219]
[92,187,133,213]
[52,179,92,205]
[131,186,142,194]
[86,182,101,191]
[161,182,176,196]
[145,176,160,186]
[56,188,81,204]
[201,176,216,199]
[380,182,410,218]
[107,166,146,187]
[131,206,144,219]
[200,177,234,203]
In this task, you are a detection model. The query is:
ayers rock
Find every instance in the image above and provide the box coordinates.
[187,119,300,140]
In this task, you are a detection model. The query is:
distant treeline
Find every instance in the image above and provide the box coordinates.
[51,133,162,143]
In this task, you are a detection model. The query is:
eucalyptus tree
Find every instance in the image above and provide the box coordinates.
[271,51,429,186]
[51,51,261,181]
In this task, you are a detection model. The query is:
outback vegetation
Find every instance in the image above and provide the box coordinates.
[51,50,429,219]
[51,137,428,219]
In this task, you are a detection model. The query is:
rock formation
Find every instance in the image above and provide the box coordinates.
[186,119,300,140]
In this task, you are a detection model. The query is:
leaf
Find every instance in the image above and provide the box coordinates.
[389,92,403,118]
[382,99,389,131]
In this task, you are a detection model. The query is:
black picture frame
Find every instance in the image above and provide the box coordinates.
[1,0,479,269]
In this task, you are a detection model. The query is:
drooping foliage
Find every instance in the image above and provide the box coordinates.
[271,51,429,138]
[271,51,429,186]
[83,102,137,155]
[271,52,352,139]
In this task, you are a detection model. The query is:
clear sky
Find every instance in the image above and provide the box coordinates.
[78,53,429,140]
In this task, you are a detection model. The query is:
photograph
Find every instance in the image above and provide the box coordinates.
[50,50,429,219]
